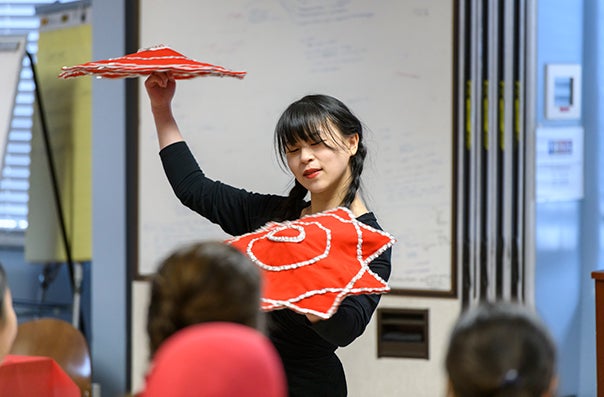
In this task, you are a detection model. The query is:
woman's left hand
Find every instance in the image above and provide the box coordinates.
[305,313,322,323]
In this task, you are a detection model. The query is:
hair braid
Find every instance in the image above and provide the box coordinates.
[280,180,308,220]
[341,142,366,208]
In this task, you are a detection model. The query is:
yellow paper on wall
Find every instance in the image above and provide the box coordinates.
[25,22,92,262]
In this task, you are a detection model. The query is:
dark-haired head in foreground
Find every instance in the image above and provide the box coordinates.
[445,301,557,397]
[146,241,263,357]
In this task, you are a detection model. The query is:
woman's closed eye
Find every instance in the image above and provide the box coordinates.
[286,139,326,154]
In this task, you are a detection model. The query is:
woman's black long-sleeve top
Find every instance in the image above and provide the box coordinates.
[160,141,392,397]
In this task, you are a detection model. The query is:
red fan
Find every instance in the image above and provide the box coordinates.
[58,45,246,80]
[226,207,395,319]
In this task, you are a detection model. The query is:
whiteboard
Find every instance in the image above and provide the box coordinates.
[137,0,455,295]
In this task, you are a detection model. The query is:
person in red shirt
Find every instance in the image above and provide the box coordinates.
[141,322,287,397]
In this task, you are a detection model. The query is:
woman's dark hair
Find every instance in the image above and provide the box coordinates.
[274,95,367,218]
[147,241,262,357]
[0,264,6,321]
[445,302,556,397]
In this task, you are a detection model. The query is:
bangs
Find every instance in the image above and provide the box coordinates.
[274,101,337,164]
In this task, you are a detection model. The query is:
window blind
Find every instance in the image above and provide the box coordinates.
[0,1,64,239]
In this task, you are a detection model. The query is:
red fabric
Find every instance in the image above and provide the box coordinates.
[0,355,80,397]
[141,323,287,397]
[227,207,395,319]
[58,45,247,80]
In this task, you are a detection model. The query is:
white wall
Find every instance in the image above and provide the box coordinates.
[131,281,460,397]
[338,296,459,397]
[131,282,150,395]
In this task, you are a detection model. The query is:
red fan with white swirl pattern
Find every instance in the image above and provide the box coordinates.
[226,207,395,319]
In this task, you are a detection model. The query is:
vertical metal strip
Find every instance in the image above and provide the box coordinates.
[517,0,527,302]
[494,0,505,300]
[510,0,523,301]
[522,0,538,305]
[501,0,516,301]
[478,0,490,302]
[486,0,499,301]
[470,0,483,306]
[458,0,472,308]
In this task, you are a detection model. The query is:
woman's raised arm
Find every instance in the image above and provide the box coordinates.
[144,72,185,150]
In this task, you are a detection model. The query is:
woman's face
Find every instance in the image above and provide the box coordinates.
[0,288,17,361]
[285,126,358,201]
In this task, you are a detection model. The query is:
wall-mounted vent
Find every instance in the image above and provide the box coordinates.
[377,308,429,359]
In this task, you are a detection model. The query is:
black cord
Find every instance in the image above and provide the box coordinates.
[26,51,75,288]
[25,51,86,336]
